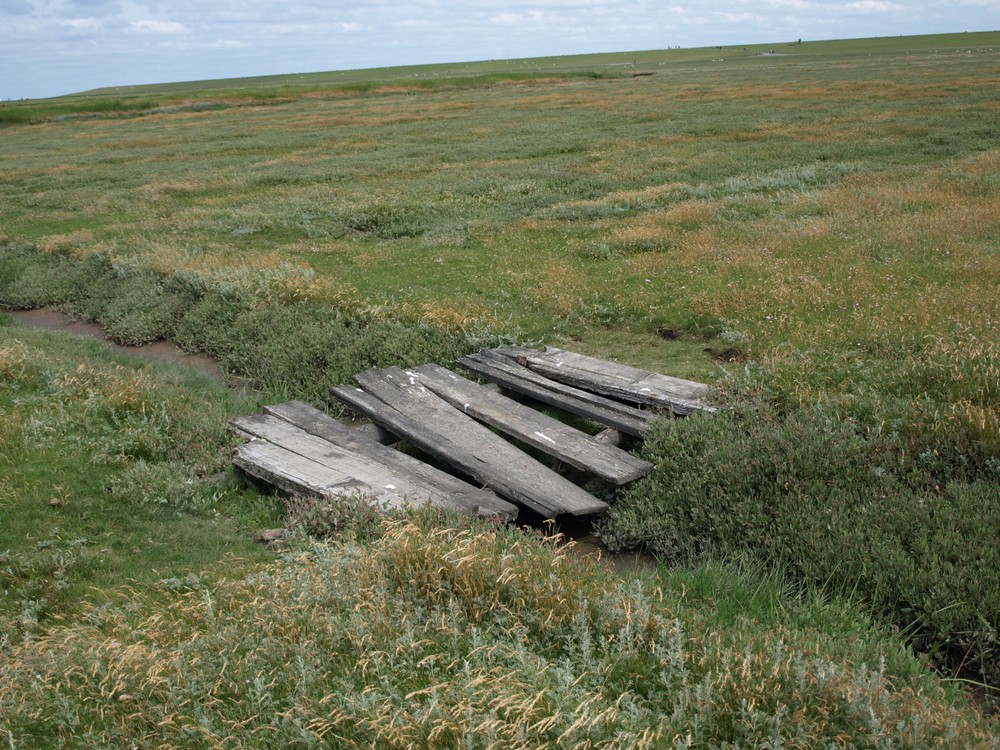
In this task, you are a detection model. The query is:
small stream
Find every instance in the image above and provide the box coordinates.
[9,307,226,384]
[8,306,657,571]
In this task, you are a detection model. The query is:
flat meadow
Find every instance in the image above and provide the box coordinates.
[1,32,999,745]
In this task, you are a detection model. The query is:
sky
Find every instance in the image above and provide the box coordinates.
[1,1,997,100]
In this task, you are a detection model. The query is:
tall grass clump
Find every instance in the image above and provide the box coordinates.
[0,322,277,649]
[4,333,242,501]
[1,513,996,748]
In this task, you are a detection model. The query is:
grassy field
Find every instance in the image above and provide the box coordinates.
[0,317,277,636]
[2,31,1000,742]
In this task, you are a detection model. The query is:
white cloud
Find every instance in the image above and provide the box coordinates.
[62,16,100,28]
[845,0,903,11]
[762,0,819,8]
[489,10,554,25]
[713,11,761,23]
[129,19,188,34]
[161,38,251,50]
[395,18,437,28]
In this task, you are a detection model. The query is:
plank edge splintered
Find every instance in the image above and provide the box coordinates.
[229,409,518,520]
[456,350,655,437]
[491,346,716,415]
[408,363,653,485]
[263,399,516,519]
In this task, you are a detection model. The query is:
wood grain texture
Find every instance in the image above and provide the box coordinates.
[332,367,609,518]
[263,400,516,519]
[409,363,652,485]
[457,349,654,436]
[494,346,715,415]
[230,411,516,518]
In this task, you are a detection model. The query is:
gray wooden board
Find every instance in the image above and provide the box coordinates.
[332,368,609,518]
[234,440,405,509]
[263,400,516,519]
[493,346,715,415]
[408,363,653,485]
[230,413,515,518]
[457,349,653,436]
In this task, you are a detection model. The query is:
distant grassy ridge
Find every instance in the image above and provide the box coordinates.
[3,30,997,124]
[0,72,607,125]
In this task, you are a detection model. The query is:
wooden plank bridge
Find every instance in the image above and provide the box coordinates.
[230,347,712,521]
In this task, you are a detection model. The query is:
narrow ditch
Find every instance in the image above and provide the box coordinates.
[10,307,227,384]
[9,306,655,571]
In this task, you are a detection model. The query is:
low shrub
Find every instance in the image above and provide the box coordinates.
[282,492,386,544]
[98,269,199,346]
[600,382,1000,689]
[172,285,251,357]
[0,243,77,309]
[105,460,233,515]
[205,299,482,406]
[0,529,92,640]
[0,242,502,407]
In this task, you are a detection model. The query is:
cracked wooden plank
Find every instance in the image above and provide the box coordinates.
[457,348,654,436]
[230,411,516,519]
[493,346,714,415]
[263,400,516,520]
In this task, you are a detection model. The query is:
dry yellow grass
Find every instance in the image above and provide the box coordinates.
[35,229,96,255]
[2,518,996,748]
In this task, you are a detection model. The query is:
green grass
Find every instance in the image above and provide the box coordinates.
[3,319,994,746]
[1,30,1000,738]
[0,319,277,643]
[2,510,997,747]
[3,33,997,370]
[599,384,1000,686]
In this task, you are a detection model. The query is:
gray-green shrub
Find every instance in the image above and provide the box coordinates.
[600,381,1000,689]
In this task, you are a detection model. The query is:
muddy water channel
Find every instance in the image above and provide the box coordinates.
[11,307,226,384]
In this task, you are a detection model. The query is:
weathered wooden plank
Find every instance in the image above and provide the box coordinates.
[457,349,654,436]
[234,439,408,510]
[230,413,515,518]
[262,400,517,519]
[493,346,714,415]
[408,363,653,485]
[593,428,628,447]
[352,421,398,445]
[331,368,609,518]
